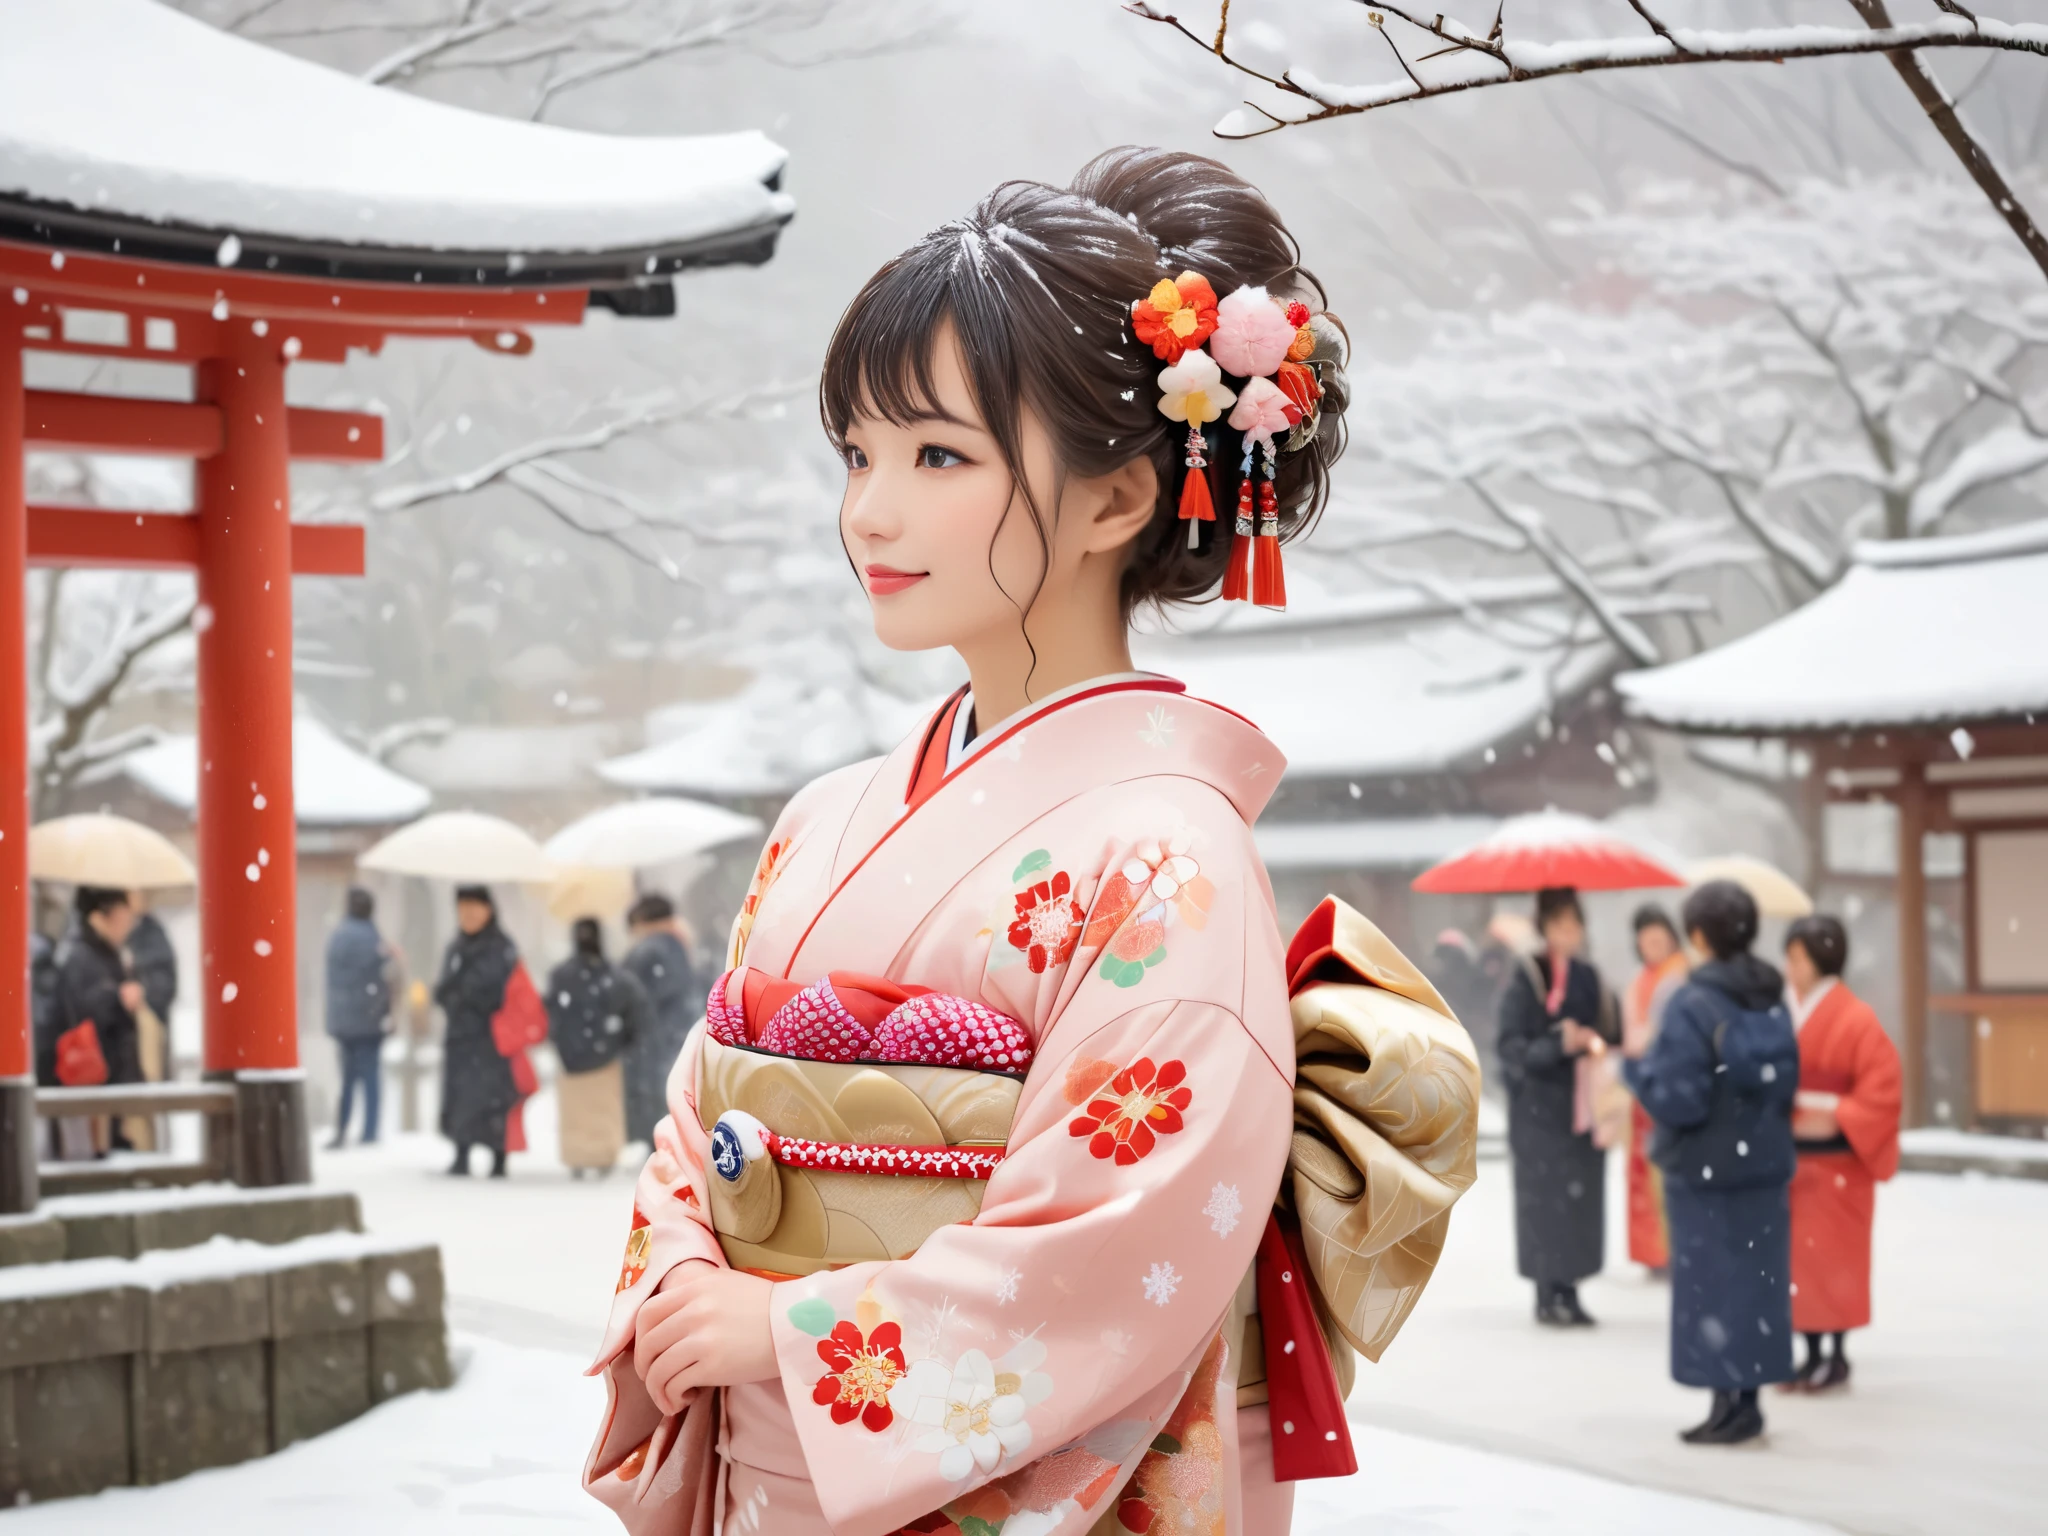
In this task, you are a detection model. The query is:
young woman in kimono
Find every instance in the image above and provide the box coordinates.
[1622,905,1688,1276]
[1781,915,1901,1394]
[581,148,1481,1535]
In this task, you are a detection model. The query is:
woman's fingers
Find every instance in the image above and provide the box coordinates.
[645,1340,704,1414]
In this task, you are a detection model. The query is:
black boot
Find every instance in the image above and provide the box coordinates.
[448,1143,472,1176]
[489,1146,508,1179]
[1556,1284,1597,1327]
[1809,1336,1852,1394]
[1684,1388,1764,1445]
[1534,1282,1570,1327]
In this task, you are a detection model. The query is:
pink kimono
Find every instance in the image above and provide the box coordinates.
[585,676,1304,1534]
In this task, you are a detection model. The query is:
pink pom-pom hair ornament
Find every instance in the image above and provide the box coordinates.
[1209,285,1300,379]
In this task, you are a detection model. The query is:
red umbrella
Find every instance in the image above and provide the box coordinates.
[1412,810,1684,894]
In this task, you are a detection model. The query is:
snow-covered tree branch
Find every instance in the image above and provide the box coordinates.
[1130,1,2048,281]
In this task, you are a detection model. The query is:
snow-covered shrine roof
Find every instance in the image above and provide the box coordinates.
[1140,616,1615,781]
[109,715,430,828]
[1617,519,2048,735]
[0,0,793,301]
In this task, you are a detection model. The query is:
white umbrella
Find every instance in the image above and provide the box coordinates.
[1688,854,1814,920]
[542,797,761,871]
[28,813,196,888]
[358,810,552,883]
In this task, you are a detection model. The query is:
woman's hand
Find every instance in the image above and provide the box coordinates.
[631,1262,778,1414]
[1793,1089,1841,1141]
[1559,1019,1603,1057]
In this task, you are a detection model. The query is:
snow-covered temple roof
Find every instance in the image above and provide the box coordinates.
[1617,519,2048,734]
[0,0,793,301]
[1254,814,1499,872]
[108,716,430,827]
[1142,621,1614,780]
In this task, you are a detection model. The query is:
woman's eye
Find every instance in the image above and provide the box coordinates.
[917,444,966,470]
[842,444,870,471]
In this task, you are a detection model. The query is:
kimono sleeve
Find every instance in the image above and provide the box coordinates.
[582,1026,728,1499]
[765,997,1291,1536]
[1838,998,1903,1181]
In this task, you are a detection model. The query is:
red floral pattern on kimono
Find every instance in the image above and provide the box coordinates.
[614,1207,652,1294]
[812,1319,908,1432]
[1069,1057,1193,1165]
[1009,870,1084,974]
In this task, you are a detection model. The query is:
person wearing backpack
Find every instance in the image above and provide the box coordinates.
[1625,879,1800,1446]
[545,917,649,1178]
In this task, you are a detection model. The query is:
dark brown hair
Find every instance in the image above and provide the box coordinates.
[1786,914,1848,977]
[820,147,1348,615]
[1683,880,1760,961]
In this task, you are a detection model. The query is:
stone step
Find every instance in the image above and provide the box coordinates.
[0,1184,360,1268]
[0,1232,449,1501]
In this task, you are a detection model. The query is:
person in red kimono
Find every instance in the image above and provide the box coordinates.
[1782,914,1902,1393]
[1622,905,1688,1276]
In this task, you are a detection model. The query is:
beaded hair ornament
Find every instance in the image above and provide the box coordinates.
[1132,273,1335,609]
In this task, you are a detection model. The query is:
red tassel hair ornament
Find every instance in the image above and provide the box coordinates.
[1253,445,1286,609]
[1221,470,1254,602]
[1178,426,1214,549]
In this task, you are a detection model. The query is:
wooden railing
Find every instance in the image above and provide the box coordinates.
[35,1082,237,1196]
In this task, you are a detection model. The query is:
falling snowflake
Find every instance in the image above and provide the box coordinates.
[1138,706,1176,749]
[996,1267,1021,1306]
[1204,1182,1243,1239]
[1142,1261,1181,1307]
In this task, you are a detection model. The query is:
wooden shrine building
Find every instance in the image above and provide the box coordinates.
[1620,521,2048,1130]
[0,0,792,1209]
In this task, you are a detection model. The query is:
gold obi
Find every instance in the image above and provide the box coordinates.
[696,1036,1023,1277]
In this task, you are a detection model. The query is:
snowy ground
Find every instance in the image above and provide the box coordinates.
[25,1081,2041,1532]
[1349,1144,2048,1536]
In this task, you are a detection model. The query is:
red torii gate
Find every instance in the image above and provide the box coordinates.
[0,251,601,1205]
[0,7,791,1211]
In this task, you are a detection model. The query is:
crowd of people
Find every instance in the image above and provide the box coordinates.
[1457,879,1904,1447]
[322,884,707,1179]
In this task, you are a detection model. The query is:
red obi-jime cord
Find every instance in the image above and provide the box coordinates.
[765,1132,1004,1181]
[705,967,1032,1074]
[1256,1210,1359,1481]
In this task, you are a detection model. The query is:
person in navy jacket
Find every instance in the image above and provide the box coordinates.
[1626,880,1800,1446]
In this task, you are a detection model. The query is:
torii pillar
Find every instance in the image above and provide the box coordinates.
[195,325,306,1184]
[0,320,31,1212]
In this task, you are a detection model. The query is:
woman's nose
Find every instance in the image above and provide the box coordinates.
[842,468,900,543]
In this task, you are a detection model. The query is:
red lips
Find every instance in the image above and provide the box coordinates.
[864,564,926,595]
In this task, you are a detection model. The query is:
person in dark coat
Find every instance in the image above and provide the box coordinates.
[29,930,61,1090]
[1496,886,1619,1326]
[545,918,649,1177]
[620,892,702,1147]
[435,884,521,1177]
[54,886,146,1150]
[1625,880,1800,1446]
[325,886,395,1148]
[128,906,178,1031]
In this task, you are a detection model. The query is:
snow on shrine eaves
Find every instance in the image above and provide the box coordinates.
[1618,519,2048,734]
[106,715,430,828]
[0,0,792,276]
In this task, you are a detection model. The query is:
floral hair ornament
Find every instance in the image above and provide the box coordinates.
[1131,272,1219,364]
[1156,349,1235,545]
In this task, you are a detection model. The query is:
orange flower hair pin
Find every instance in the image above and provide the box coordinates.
[1131,271,1219,363]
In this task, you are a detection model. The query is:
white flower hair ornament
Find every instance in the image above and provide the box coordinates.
[1139,274,1330,609]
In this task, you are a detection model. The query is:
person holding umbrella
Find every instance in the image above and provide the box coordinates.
[1496,886,1620,1325]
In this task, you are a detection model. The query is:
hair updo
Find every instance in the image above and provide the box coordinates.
[820,146,1349,614]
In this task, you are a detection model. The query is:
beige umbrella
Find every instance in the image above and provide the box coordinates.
[547,864,636,923]
[29,813,195,888]
[357,810,552,883]
[542,796,761,870]
[1688,854,1814,920]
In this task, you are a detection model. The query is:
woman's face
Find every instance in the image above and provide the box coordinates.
[1784,939,1821,997]
[1636,924,1677,968]
[1542,911,1585,959]
[836,325,1133,656]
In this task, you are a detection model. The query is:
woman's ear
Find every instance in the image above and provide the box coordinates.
[1082,453,1159,556]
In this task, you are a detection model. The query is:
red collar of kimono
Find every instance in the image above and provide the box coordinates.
[903,675,1189,815]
